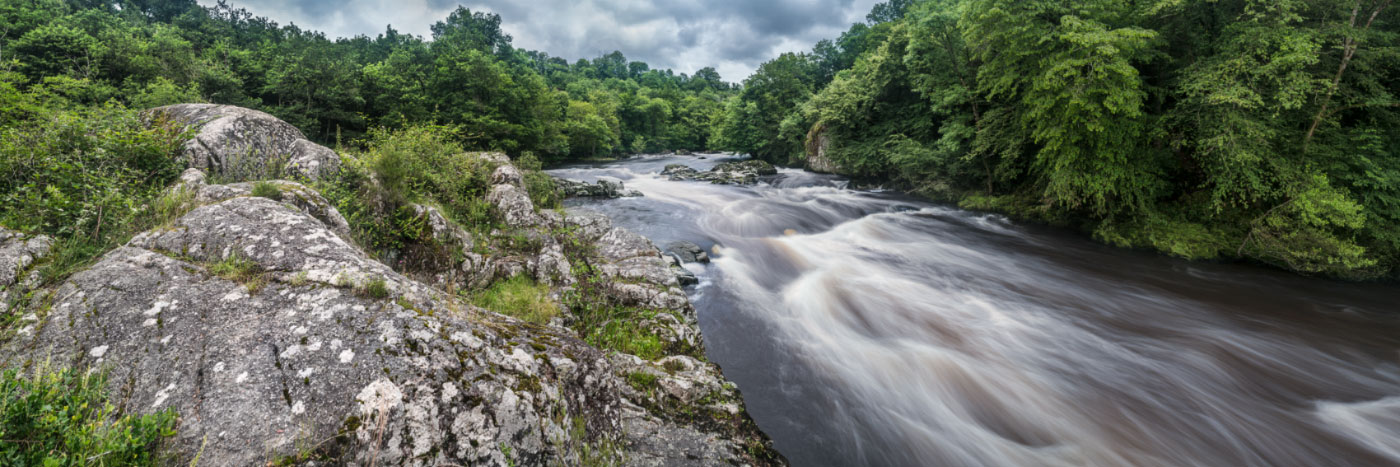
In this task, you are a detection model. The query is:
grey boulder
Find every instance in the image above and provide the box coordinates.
[148,104,341,182]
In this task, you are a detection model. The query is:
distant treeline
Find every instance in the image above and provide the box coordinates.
[0,0,736,158]
[713,0,1400,279]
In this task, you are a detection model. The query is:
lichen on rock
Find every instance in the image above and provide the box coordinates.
[148,104,342,182]
[3,104,784,466]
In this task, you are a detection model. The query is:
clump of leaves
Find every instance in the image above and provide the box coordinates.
[662,359,687,374]
[318,125,496,266]
[0,364,177,466]
[1,78,190,285]
[517,152,562,210]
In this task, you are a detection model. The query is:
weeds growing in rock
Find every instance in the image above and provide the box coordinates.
[359,277,390,299]
[0,364,177,466]
[626,371,660,393]
[470,274,559,325]
[207,253,267,293]
[251,181,283,201]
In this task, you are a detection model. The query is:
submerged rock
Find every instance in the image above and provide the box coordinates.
[148,104,342,182]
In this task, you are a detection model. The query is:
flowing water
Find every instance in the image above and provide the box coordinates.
[548,154,1400,467]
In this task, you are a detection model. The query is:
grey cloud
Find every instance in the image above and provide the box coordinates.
[197,0,879,80]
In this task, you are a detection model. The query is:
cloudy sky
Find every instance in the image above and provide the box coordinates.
[194,0,879,82]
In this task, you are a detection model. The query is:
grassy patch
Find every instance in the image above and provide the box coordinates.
[358,277,390,299]
[471,275,559,325]
[585,318,665,360]
[563,415,625,467]
[251,180,283,201]
[0,364,177,466]
[207,253,267,294]
[625,371,660,393]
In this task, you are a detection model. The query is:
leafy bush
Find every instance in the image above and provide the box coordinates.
[0,365,177,466]
[320,125,497,266]
[362,125,495,226]
[0,75,189,284]
[516,153,562,210]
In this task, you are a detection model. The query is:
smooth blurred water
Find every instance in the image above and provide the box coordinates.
[550,154,1400,467]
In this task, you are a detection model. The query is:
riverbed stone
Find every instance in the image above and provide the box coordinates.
[557,177,643,198]
[662,160,777,185]
[666,241,710,264]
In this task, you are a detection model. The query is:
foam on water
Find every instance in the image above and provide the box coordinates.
[549,154,1400,467]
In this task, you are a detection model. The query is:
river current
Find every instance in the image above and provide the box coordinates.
[548,154,1400,467]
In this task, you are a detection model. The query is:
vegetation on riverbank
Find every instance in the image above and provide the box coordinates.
[714,0,1399,279]
[4,0,1395,285]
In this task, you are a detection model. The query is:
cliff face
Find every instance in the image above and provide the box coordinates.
[803,123,845,175]
[2,105,781,466]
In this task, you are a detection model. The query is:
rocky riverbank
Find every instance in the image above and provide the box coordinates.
[0,105,782,466]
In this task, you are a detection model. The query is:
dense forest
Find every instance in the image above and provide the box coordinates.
[714,0,1400,279]
[3,0,1398,279]
[0,0,735,159]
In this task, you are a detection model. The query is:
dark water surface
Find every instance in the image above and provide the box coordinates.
[549,154,1400,467]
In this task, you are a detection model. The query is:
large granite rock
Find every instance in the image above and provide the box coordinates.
[148,104,341,182]
[4,145,782,465]
[171,168,353,241]
[803,126,846,175]
[7,196,630,466]
[666,241,710,264]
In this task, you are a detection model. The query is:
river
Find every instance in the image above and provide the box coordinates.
[548,153,1400,467]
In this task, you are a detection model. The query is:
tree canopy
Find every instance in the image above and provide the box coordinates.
[713,0,1399,278]
[0,0,738,160]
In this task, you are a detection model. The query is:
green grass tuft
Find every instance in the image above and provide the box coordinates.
[251,181,283,201]
[471,275,559,325]
[625,371,660,393]
[207,253,267,294]
[359,277,391,299]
